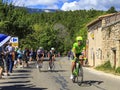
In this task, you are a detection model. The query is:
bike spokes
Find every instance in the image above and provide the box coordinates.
[72,76,77,83]
[49,62,55,72]
[38,63,43,72]
[77,68,83,85]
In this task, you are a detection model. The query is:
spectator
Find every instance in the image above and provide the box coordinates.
[5,42,14,73]
[0,47,4,78]
[29,48,33,61]
[67,50,72,60]
[17,48,23,67]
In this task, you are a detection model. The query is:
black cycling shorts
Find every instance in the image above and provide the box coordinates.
[74,53,82,59]
[38,54,43,58]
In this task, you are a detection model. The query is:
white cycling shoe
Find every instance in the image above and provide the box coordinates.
[36,65,39,68]
[48,67,50,70]
[70,74,74,79]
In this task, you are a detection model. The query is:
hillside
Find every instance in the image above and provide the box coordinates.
[0,2,108,53]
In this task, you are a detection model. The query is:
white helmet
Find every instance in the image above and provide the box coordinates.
[39,47,43,50]
[51,47,55,50]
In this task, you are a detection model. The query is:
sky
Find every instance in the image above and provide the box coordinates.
[9,0,120,11]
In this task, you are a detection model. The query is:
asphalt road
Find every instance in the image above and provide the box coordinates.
[0,57,120,90]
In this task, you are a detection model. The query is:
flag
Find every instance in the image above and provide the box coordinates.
[0,34,11,47]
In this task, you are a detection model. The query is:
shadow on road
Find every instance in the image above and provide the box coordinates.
[79,80,103,87]
[0,84,47,90]
[39,70,67,73]
[14,69,31,73]
[0,68,48,90]
[0,80,30,84]
[12,74,30,76]
[78,80,106,90]
[8,76,32,79]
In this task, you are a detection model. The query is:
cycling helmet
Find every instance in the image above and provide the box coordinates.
[39,47,43,50]
[51,47,55,50]
[76,36,83,41]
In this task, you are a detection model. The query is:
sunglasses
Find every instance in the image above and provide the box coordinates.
[77,40,82,42]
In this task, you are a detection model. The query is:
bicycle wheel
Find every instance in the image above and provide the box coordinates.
[38,63,43,72]
[77,66,83,85]
[72,76,77,83]
[50,62,55,71]
[72,68,78,83]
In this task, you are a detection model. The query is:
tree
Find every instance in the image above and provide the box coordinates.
[107,6,117,13]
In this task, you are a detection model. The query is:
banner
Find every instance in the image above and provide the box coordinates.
[10,37,19,47]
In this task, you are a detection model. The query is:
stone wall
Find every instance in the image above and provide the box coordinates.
[87,13,120,67]
[102,21,120,68]
[105,13,120,25]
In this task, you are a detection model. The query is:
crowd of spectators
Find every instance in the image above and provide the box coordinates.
[0,42,61,79]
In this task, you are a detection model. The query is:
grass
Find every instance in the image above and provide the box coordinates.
[95,61,120,76]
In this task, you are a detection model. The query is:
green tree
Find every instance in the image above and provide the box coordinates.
[107,6,117,13]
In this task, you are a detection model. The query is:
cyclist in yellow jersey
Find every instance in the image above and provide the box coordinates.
[70,36,84,79]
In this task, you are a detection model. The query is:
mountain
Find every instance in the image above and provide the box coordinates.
[26,8,62,13]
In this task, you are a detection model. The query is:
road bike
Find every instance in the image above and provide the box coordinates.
[36,60,43,72]
[49,59,55,72]
[72,58,83,86]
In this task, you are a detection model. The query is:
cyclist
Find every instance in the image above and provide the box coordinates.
[36,47,44,68]
[70,36,84,79]
[48,47,55,70]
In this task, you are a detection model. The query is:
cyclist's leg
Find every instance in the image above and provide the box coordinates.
[48,57,52,70]
[52,56,55,63]
[49,59,52,67]
[40,56,44,64]
[79,55,84,66]
[72,60,76,74]
[52,56,55,69]
[36,56,40,68]
[39,56,44,68]
[70,58,76,79]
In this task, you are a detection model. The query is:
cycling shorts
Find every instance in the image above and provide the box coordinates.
[71,53,82,62]
[38,54,43,58]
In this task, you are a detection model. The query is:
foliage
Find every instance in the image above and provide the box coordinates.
[95,61,120,75]
[115,67,120,73]
[95,61,113,71]
[107,6,117,14]
[0,1,108,53]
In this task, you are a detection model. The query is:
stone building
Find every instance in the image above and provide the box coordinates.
[87,12,120,68]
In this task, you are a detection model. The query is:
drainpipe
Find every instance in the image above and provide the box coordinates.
[117,40,120,67]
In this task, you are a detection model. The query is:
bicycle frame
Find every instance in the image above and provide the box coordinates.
[49,60,55,71]
[72,60,83,85]
[73,61,80,76]
[36,59,43,72]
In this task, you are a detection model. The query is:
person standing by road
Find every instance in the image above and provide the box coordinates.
[22,48,29,67]
[29,48,33,61]
[5,42,15,74]
[0,47,4,78]
[17,48,23,67]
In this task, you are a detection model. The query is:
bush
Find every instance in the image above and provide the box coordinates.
[115,67,120,73]
[95,61,113,70]
[95,61,120,75]
[102,61,112,69]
